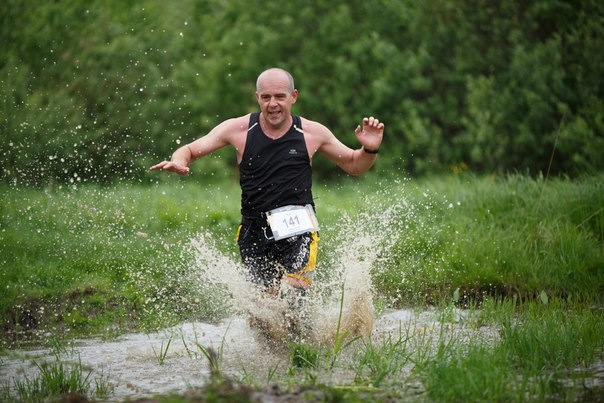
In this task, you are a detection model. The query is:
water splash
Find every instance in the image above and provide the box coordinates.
[183,188,417,347]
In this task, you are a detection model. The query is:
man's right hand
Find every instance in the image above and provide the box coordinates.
[149,161,190,176]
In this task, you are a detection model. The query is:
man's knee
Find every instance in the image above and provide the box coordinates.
[284,274,311,289]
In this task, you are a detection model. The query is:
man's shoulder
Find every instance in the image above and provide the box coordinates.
[216,114,252,135]
[298,116,330,135]
[298,117,334,143]
[224,114,252,127]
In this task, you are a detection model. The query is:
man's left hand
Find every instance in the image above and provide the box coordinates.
[355,116,384,152]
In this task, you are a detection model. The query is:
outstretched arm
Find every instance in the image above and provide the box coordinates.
[149,144,197,176]
[149,116,247,176]
[317,116,385,176]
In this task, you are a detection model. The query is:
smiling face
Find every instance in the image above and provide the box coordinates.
[255,69,298,130]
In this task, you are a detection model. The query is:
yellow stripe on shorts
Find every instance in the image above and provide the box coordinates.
[285,231,320,286]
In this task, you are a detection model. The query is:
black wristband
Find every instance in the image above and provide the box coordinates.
[363,146,379,154]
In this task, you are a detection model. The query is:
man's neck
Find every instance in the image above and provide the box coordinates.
[260,113,291,139]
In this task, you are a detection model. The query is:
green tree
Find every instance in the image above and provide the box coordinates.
[1,0,603,185]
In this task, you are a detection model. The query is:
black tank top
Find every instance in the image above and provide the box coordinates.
[239,112,314,216]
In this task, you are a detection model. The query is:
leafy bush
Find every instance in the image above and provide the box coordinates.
[1,0,603,185]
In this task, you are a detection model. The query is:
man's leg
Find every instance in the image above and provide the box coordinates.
[277,231,320,289]
[273,232,320,338]
[237,221,278,289]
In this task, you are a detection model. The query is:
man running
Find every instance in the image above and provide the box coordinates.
[150,67,384,294]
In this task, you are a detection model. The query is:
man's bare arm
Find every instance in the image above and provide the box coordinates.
[316,117,385,176]
[150,116,248,175]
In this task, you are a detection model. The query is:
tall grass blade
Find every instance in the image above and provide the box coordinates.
[152,335,173,365]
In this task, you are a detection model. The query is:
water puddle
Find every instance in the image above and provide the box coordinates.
[0,307,490,400]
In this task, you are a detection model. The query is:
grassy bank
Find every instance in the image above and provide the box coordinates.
[377,173,604,304]
[0,178,243,343]
[1,174,603,342]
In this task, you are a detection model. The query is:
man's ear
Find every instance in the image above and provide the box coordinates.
[291,89,298,104]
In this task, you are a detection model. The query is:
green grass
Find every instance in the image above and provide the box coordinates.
[352,331,412,388]
[374,173,604,305]
[418,299,604,401]
[0,180,242,343]
[500,300,604,371]
[289,341,323,370]
[1,174,602,344]
[8,357,112,402]
[152,335,173,365]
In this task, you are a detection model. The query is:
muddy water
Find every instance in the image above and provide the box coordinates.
[1,317,260,398]
[0,308,491,400]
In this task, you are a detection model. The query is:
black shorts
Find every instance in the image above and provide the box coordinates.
[236,216,319,290]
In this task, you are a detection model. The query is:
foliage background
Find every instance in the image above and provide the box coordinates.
[1,0,603,184]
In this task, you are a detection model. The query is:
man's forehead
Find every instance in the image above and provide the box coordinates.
[258,87,289,95]
[257,83,291,95]
[257,71,292,93]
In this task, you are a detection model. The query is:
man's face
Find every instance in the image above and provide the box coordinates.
[256,72,297,129]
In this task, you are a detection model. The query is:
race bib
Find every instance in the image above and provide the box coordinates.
[266,204,319,241]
